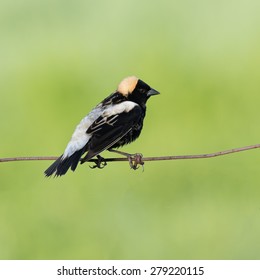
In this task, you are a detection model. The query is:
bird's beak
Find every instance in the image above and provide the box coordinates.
[147,88,160,97]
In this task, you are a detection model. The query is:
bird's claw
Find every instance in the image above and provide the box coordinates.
[128,153,144,171]
[89,155,107,169]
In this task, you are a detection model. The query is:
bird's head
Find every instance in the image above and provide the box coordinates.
[117,76,160,106]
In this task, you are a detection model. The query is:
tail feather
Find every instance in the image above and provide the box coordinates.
[44,148,85,177]
[44,156,63,177]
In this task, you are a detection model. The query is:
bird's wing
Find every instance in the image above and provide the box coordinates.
[84,102,142,160]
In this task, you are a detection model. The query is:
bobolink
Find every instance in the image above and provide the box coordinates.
[44,76,159,177]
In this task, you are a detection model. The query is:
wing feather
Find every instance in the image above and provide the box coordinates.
[83,104,142,160]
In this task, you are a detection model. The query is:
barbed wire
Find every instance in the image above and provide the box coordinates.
[1,144,259,165]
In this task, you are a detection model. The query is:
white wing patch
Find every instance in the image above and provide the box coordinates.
[102,101,137,116]
[62,101,138,158]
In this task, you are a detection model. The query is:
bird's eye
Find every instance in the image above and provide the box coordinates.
[139,88,146,94]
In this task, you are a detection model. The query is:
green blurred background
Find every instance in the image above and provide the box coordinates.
[1,0,260,259]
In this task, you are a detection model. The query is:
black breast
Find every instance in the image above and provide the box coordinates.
[111,109,146,148]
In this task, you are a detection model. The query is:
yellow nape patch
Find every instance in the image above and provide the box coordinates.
[117,76,138,96]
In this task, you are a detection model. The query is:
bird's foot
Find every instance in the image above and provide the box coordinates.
[109,149,144,171]
[89,155,107,169]
[127,153,144,170]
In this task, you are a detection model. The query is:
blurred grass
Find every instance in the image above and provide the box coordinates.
[0,0,260,259]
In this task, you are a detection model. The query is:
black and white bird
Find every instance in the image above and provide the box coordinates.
[44,76,159,177]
